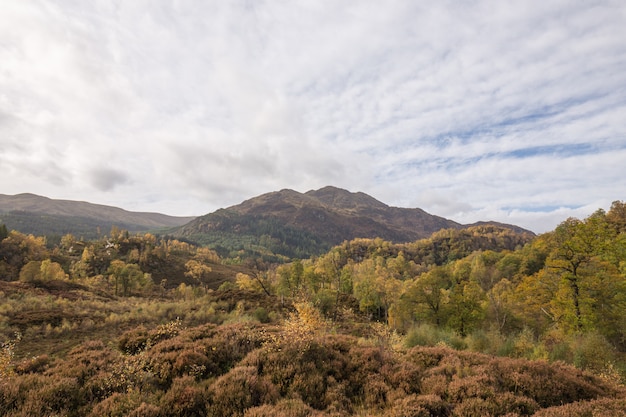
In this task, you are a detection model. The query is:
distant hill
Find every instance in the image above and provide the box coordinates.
[174,186,533,260]
[0,193,195,240]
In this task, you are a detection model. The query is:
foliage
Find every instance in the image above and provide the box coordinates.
[180,210,330,261]
[0,205,624,415]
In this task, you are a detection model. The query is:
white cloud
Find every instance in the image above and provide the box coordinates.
[0,0,624,233]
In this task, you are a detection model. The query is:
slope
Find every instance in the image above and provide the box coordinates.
[175,186,531,260]
[0,193,195,239]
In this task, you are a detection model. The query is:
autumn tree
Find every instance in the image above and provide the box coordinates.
[547,214,611,332]
[606,200,626,233]
[0,231,48,281]
[402,266,452,327]
[70,246,95,279]
[350,257,402,321]
[107,260,150,296]
[184,260,212,284]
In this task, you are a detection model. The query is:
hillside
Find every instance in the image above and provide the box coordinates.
[174,186,532,260]
[0,193,195,240]
[0,281,624,416]
[1,202,625,416]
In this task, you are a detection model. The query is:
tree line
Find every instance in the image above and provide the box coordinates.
[0,225,221,296]
[235,202,626,376]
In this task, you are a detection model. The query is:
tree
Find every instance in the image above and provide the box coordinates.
[0,231,48,281]
[59,234,77,254]
[606,200,626,233]
[276,260,304,299]
[107,260,148,296]
[547,214,613,332]
[351,258,386,319]
[236,273,264,292]
[0,223,8,241]
[40,259,68,281]
[184,260,212,283]
[396,266,452,328]
[445,277,486,336]
[18,261,42,283]
[512,268,559,335]
[71,246,95,279]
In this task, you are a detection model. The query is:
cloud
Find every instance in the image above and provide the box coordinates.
[88,168,130,192]
[0,0,624,232]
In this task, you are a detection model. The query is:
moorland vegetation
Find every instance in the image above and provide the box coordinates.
[0,202,625,416]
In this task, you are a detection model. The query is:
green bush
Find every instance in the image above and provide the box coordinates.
[252,307,270,323]
[404,323,466,350]
[572,332,617,373]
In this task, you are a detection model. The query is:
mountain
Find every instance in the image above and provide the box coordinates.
[174,186,532,260]
[0,193,195,239]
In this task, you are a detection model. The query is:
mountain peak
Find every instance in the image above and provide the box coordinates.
[177,186,479,259]
[305,186,388,210]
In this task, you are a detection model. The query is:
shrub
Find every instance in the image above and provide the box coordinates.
[27,376,83,414]
[533,398,626,417]
[58,340,120,384]
[208,366,279,417]
[0,374,45,415]
[405,324,466,350]
[486,358,616,408]
[571,332,617,374]
[244,398,325,417]
[118,326,150,354]
[383,394,449,417]
[128,402,162,417]
[159,376,208,417]
[252,307,270,323]
[144,322,266,388]
[88,391,142,417]
[14,354,50,374]
[362,374,389,409]
[0,334,19,378]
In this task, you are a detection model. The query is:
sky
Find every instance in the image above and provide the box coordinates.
[1,1,625,233]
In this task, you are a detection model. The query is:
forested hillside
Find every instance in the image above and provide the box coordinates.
[0,202,624,416]
[174,186,532,261]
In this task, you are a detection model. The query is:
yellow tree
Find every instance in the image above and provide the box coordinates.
[399,266,452,327]
[107,260,147,296]
[40,259,68,281]
[0,231,47,281]
[184,260,212,284]
[547,214,613,332]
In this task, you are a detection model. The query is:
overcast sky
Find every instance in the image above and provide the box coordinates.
[1,1,625,233]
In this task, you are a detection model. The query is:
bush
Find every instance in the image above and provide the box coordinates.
[252,307,270,323]
[405,324,466,350]
[572,332,617,373]
[244,398,325,417]
[208,366,279,417]
[383,394,449,417]
[159,376,208,417]
[533,398,626,417]
[88,391,142,417]
[14,354,50,374]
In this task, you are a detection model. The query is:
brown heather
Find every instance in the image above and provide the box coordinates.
[1,310,625,416]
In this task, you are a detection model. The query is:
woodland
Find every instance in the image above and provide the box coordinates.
[0,201,625,416]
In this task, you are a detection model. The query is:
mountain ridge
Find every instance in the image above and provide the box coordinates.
[1,188,534,260]
[0,193,195,238]
[174,186,533,260]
